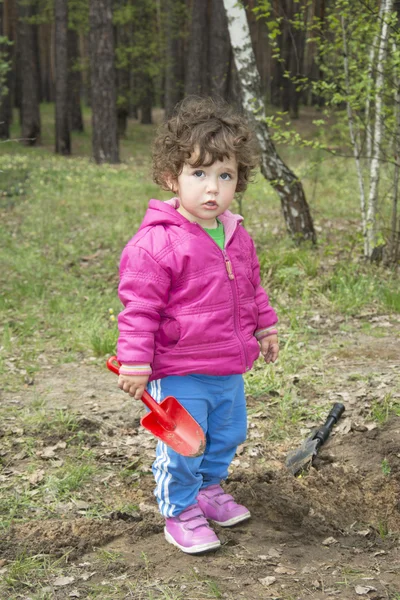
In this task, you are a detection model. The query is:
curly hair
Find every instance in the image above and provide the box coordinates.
[152,96,259,194]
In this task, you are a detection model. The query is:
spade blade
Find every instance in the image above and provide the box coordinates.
[285,437,319,475]
[285,403,345,476]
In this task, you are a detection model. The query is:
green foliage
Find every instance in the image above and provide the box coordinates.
[114,0,163,109]
[381,458,391,476]
[0,35,12,99]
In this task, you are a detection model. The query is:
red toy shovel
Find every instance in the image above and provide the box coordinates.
[107,357,205,457]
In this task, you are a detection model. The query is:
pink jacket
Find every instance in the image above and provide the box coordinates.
[117,199,278,381]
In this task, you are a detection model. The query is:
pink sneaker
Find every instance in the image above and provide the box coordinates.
[197,484,251,527]
[164,504,221,554]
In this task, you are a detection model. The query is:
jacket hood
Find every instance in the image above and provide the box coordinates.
[139,198,243,244]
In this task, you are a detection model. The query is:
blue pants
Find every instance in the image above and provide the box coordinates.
[147,374,247,518]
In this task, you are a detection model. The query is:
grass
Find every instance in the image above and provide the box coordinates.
[1,107,399,389]
[3,552,66,592]
[371,393,400,425]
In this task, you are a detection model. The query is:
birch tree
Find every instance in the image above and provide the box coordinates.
[222,0,316,243]
[366,0,393,258]
[340,0,394,259]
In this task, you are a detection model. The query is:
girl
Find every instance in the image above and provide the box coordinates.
[117,97,279,554]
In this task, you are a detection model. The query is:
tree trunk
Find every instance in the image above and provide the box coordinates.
[366,0,393,258]
[341,16,368,257]
[18,0,41,145]
[39,24,54,102]
[140,74,153,124]
[184,0,208,96]
[55,0,70,155]
[88,0,119,163]
[209,0,231,100]
[68,28,84,132]
[365,3,384,164]
[222,0,316,243]
[164,0,185,118]
[389,40,400,264]
[115,20,129,138]
[0,0,11,139]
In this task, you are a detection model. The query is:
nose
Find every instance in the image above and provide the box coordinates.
[206,175,219,195]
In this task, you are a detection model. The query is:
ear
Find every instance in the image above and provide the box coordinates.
[165,174,178,194]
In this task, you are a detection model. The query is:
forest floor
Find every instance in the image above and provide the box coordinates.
[1,106,400,599]
[1,317,399,599]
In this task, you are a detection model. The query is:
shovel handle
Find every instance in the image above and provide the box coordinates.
[106,356,176,432]
[312,402,345,449]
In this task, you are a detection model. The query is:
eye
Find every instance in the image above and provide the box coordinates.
[193,170,205,178]
[220,172,232,181]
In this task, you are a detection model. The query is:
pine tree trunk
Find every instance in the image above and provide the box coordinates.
[18,0,41,145]
[89,0,119,163]
[0,0,11,139]
[185,0,208,96]
[55,0,70,155]
[164,0,185,118]
[68,28,84,132]
[39,24,54,102]
[140,74,153,124]
[222,0,316,243]
[209,0,231,100]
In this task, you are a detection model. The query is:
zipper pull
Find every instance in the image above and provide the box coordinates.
[223,251,235,280]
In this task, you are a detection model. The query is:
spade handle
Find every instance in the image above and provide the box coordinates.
[312,402,345,449]
[106,356,176,431]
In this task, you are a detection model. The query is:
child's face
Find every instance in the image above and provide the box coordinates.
[173,153,238,228]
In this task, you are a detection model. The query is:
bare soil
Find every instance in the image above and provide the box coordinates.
[0,323,399,599]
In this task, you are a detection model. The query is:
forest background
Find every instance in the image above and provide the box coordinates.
[0,1,400,599]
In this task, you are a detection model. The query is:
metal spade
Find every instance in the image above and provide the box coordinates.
[107,356,206,457]
[286,403,345,475]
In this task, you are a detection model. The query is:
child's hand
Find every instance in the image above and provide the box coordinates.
[260,334,279,364]
[118,374,149,400]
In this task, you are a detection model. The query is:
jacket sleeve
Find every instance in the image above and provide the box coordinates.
[117,243,171,366]
[250,239,278,334]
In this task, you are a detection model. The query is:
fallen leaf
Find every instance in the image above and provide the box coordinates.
[356,529,371,537]
[53,576,75,587]
[322,536,337,546]
[335,418,352,434]
[355,585,377,595]
[39,447,56,459]
[274,565,296,575]
[13,450,28,461]
[301,566,317,574]
[80,571,96,581]
[259,576,276,587]
[28,469,45,486]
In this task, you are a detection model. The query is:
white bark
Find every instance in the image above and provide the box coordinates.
[222,0,316,242]
[341,16,368,256]
[365,3,384,163]
[391,40,400,262]
[367,0,393,257]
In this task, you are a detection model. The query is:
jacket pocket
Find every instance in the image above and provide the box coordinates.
[239,301,259,336]
[156,317,181,350]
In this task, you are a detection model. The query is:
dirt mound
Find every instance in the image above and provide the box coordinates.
[225,417,400,537]
[1,515,163,559]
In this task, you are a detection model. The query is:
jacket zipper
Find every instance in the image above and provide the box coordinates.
[194,222,250,372]
[222,248,251,371]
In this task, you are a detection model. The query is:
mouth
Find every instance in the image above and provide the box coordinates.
[203,201,218,209]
